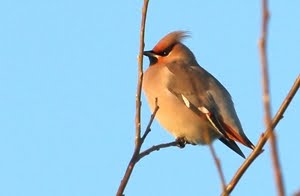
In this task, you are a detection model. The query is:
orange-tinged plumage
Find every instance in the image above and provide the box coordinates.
[143,31,254,158]
[152,31,189,54]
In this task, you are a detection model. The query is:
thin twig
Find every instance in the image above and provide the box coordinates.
[141,101,159,143]
[259,0,285,195]
[208,144,226,193]
[116,1,149,195]
[138,141,178,161]
[223,75,300,195]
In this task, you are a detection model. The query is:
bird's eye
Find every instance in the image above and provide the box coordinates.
[161,51,168,56]
[158,50,169,56]
[156,45,173,56]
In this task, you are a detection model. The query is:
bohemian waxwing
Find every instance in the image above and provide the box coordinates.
[142,31,254,158]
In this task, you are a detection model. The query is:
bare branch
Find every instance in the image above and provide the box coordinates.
[208,144,226,194]
[116,1,149,195]
[138,141,178,161]
[141,100,159,143]
[135,0,149,147]
[259,0,285,195]
[223,75,300,195]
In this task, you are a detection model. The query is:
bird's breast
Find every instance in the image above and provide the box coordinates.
[143,66,220,144]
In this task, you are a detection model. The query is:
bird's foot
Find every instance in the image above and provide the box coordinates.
[176,137,188,148]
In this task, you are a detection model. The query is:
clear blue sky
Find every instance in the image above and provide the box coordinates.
[0,1,299,196]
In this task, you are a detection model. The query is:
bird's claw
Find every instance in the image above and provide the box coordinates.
[176,137,187,148]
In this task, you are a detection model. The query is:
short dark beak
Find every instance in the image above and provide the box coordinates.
[143,50,155,57]
[143,50,157,65]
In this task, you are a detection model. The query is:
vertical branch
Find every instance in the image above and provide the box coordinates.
[208,144,226,193]
[259,0,285,195]
[116,1,149,195]
[223,2,300,195]
[136,0,149,147]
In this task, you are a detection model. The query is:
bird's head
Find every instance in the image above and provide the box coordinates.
[144,31,196,66]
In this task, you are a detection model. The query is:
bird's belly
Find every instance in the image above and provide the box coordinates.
[146,91,220,145]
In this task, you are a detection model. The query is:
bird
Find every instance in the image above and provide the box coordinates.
[142,31,254,158]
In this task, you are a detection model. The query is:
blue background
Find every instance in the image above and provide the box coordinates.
[0,1,299,195]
